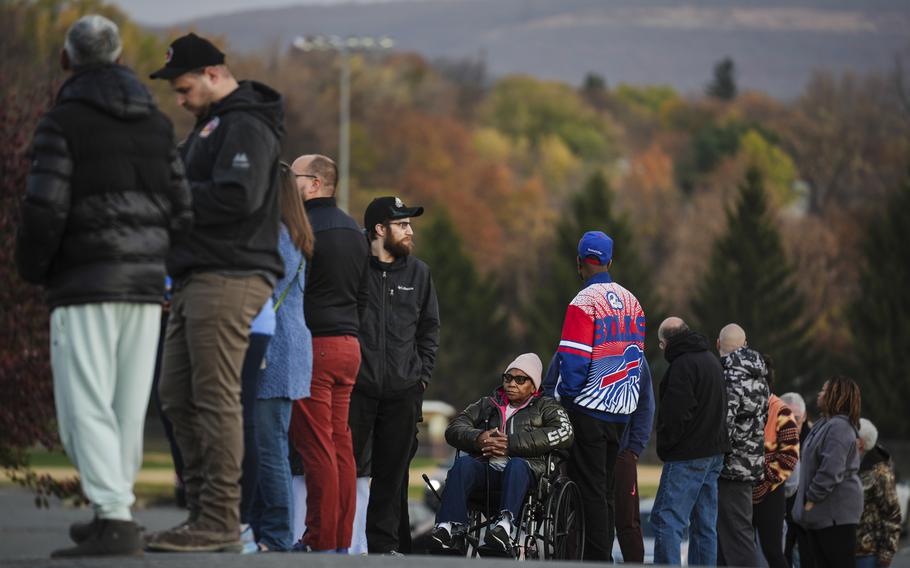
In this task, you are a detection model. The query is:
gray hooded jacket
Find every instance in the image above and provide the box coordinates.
[791,415,863,529]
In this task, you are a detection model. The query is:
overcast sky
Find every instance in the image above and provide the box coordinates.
[109,0,440,26]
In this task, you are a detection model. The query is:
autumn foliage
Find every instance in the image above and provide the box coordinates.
[2,0,910,496]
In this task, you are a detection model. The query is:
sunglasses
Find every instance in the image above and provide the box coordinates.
[502,373,531,385]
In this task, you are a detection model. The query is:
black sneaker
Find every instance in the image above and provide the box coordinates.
[483,521,513,556]
[429,524,466,555]
[69,516,100,544]
[52,519,143,558]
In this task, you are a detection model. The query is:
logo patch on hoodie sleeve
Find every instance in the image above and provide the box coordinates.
[231,152,250,169]
[199,116,220,138]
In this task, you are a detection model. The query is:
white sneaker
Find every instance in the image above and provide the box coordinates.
[240,525,258,554]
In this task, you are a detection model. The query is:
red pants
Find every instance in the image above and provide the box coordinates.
[290,336,360,551]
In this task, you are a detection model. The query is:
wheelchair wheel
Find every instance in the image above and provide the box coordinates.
[542,477,585,560]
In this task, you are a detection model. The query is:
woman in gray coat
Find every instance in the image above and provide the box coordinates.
[792,376,863,568]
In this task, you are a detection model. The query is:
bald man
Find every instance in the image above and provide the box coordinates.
[714,324,769,566]
[651,317,729,566]
[288,154,369,552]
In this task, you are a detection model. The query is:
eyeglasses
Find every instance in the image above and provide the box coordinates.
[388,221,411,230]
[502,373,530,385]
[295,173,318,180]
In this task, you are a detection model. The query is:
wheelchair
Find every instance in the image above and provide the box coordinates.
[425,453,585,561]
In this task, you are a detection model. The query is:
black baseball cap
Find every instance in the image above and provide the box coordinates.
[364,196,424,231]
[149,33,225,80]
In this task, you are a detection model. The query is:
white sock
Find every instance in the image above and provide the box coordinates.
[437,522,452,535]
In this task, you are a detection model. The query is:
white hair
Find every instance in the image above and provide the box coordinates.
[780,392,806,415]
[64,15,123,67]
[859,418,878,451]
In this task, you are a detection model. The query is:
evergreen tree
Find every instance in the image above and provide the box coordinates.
[525,171,665,373]
[690,168,814,391]
[847,179,910,438]
[706,56,737,100]
[417,208,513,409]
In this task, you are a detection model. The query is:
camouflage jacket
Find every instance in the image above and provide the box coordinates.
[719,347,769,482]
[856,445,901,564]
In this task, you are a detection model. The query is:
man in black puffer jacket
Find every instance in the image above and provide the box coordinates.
[147,33,283,553]
[429,354,573,556]
[15,15,192,558]
[650,317,729,566]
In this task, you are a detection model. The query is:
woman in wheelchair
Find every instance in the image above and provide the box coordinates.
[430,353,575,556]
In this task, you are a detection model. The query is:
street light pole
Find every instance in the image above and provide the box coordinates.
[292,34,395,214]
[338,47,351,212]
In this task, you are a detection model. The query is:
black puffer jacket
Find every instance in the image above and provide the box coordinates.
[656,331,730,462]
[15,64,192,307]
[167,80,284,282]
[445,389,574,482]
[356,254,440,397]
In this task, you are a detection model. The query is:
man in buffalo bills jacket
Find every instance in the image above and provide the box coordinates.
[350,196,440,554]
[544,230,646,561]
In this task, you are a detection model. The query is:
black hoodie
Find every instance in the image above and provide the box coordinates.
[656,331,730,461]
[16,64,192,307]
[167,80,285,282]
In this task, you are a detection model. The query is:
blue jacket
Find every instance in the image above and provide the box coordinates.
[619,357,654,456]
[258,225,312,400]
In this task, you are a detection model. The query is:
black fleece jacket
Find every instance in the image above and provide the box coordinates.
[16,64,192,307]
[167,80,284,282]
[656,331,730,462]
[356,253,440,397]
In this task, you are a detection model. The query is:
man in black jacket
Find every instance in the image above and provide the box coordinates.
[288,153,369,552]
[350,196,440,554]
[147,33,283,552]
[15,15,192,557]
[650,317,729,566]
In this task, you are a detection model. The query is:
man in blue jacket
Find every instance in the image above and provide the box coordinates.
[613,358,655,563]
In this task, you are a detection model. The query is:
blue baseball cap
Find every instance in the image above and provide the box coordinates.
[578,231,613,265]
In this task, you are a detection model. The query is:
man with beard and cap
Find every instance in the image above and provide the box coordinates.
[650,317,729,566]
[15,15,192,557]
[350,196,440,554]
[147,32,284,552]
[429,353,573,556]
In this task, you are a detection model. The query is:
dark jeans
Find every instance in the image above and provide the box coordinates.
[150,313,185,488]
[566,407,624,561]
[753,484,788,568]
[239,333,271,524]
[436,455,533,524]
[349,386,422,553]
[717,478,757,566]
[614,448,644,563]
[804,524,857,568]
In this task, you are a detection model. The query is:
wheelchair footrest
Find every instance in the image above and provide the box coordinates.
[476,543,516,559]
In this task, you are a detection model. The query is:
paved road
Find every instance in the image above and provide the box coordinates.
[1,485,908,567]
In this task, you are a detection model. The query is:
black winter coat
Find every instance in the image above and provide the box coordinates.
[445,389,574,482]
[167,80,284,282]
[15,64,192,307]
[356,254,440,397]
[656,331,730,462]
